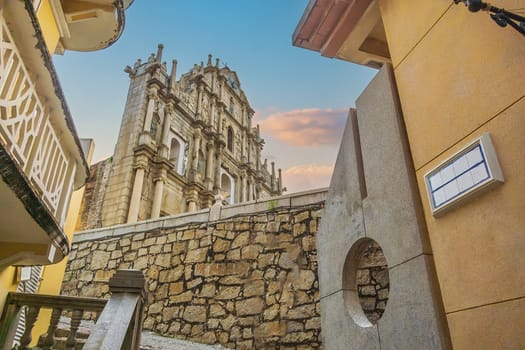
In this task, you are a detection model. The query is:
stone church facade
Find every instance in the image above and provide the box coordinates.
[77,45,282,230]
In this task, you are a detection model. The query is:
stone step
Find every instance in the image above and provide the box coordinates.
[38,321,231,350]
[37,334,86,350]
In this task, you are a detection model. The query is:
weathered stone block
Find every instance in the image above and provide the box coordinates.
[149,301,164,314]
[220,276,244,285]
[232,232,250,248]
[187,278,203,289]
[169,291,193,304]
[254,321,286,338]
[123,252,137,262]
[169,282,184,295]
[227,248,241,260]
[185,247,209,263]
[220,314,236,331]
[305,317,321,330]
[213,238,231,252]
[93,270,113,282]
[244,280,265,297]
[282,331,315,344]
[90,251,110,269]
[159,266,184,283]
[209,304,226,318]
[293,270,316,290]
[216,286,241,300]
[79,271,94,282]
[236,297,264,316]
[302,236,316,251]
[149,245,162,254]
[294,211,310,223]
[200,283,217,297]
[134,255,149,270]
[293,223,306,237]
[154,253,172,268]
[183,305,206,323]
[285,304,316,320]
[242,245,261,260]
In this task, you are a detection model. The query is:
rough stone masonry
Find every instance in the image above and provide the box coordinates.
[62,192,326,349]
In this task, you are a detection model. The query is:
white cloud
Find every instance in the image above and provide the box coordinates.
[283,164,334,193]
[258,108,347,147]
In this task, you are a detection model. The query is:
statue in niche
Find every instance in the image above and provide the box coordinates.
[181,143,189,176]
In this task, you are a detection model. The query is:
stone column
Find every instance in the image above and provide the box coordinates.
[214,145,223,193]
[169,59,178,91]
[235,175,241,203]
[151,179,163,219]
[186,190,199,213]
[241,170,247,202]
[205,140,215,191]
[247,138,252,164]
[256,144,261,171]
[151,169,166,219]
[159,104,172,159]
[278,168,283,192]
[195,85,203,119]
[271,161,276,191]
[216,107,223,133]
[190,129,202,177]
[247,175,254,201]
[209,97,216,127]
[127,158,148,223]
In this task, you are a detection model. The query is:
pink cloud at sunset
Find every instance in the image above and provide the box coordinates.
[258,108,347,147]
[283,164,334,193]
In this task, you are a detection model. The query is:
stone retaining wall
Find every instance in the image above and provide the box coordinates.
[62,191,326,349]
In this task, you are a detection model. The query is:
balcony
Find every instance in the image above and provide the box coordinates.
[53,0,135,53]
[0,3,89,266]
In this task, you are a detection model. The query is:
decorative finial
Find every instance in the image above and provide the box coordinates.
[156,43,164,63]
[207,54,212,66]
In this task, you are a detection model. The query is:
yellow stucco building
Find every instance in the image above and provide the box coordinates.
[294,0,524,348]
[0,0,132,345]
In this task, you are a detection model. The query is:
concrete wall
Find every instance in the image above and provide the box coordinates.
[380,1,525,348]
[317,66,449,350]
[62,189,327,350]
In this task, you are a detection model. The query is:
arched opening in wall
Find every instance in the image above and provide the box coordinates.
[342,238,389,327]
[220,171,235,204]
[227,127,234,152]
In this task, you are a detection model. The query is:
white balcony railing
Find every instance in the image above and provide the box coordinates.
[0,15,76,226]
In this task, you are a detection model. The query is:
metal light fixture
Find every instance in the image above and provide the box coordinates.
[453,0,525,37]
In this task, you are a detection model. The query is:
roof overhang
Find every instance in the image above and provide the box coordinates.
[293,0,391,68]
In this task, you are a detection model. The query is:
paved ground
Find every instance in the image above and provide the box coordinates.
[141,331,230,350]
[58,317,230,350]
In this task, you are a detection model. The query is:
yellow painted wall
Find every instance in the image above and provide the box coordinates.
[379,0,525,347]
[0,266,19,313]
[31,140,95,344]
[36,0,60,54]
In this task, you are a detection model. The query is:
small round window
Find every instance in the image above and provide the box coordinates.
[342,238,389,327]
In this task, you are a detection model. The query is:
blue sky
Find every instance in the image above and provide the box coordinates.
[54,0,376,192]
